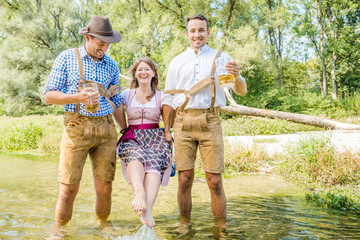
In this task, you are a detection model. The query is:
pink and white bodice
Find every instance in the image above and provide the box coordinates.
[123,89,163,125]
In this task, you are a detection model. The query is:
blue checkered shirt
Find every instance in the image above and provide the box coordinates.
[44,46,122,117]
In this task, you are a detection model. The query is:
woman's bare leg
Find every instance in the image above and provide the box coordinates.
[127,160,146,214]
[141,173,161,228]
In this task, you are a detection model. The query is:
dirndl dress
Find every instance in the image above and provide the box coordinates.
[116,89,172,186]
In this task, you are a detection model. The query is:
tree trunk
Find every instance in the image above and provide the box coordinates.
[267,0,284,88]
[278,26,284,87]
[326,2,338,100]
[138,0,142,14]
[268,28,278,87]
[220,105,360,130]
[119,76,360,131]
[220,87,360,130]
[321,50,327,98]
[225,0,236,31]
[316,0,327,98]
[331,51,338,99]
[279,54,284,87]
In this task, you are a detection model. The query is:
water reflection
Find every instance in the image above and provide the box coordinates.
[1,153,360,239]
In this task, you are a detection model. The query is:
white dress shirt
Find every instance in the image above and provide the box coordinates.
[161,45,245,110]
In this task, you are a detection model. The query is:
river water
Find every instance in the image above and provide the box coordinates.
[1,153,359,239]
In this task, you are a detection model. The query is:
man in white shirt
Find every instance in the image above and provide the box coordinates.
[162,14,247,230]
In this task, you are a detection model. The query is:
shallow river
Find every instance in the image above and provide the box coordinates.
[1,153,360,239]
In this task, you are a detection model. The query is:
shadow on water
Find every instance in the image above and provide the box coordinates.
[1,153,360,239]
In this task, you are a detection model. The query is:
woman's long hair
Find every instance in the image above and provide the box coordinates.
[129,58,160,101]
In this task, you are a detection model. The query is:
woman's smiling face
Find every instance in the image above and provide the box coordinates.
[135,61,155,86]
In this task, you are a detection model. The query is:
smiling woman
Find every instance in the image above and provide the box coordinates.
[116,58,172,228]
[127,58,160,102]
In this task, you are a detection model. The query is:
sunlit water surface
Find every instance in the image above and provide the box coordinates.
[1,153,360,239]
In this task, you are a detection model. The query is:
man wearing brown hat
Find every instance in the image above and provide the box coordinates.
[44,15,124,228]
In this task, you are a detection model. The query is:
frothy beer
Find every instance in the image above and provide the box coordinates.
[218,74,235,87]
[85,103,100,112]
[84,82,101,112]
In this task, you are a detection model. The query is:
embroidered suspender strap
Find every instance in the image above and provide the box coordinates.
[75,48,120,113]
[165,50,222,111]
[92,80,119,111]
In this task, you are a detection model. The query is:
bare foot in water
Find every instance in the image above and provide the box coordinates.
[174,216,191,234]
[140,209,155,228]
[215,217,226,230]
[47,222,66,240]
[132,190,146,213]
[174,222,190,235]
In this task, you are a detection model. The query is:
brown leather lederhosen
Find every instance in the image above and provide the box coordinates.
[59,48,119,184]
[165,51,222,126]
[73,48,119,117]
[165,50,225,173]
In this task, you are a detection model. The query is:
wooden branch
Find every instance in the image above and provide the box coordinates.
[222,86,237,106]
[34,35,51,49]
[119,73,131,81]
[36,0,41,11]
[225,0,236,31]
[154,0,183,28]
[2,0,19,10]
[221,87,360,130]
[154,0,178,15]
[174,0,184,22]
[221,105,360,130]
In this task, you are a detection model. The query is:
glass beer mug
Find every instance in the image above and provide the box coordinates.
[216,54,235,87]
[84,82,100,112]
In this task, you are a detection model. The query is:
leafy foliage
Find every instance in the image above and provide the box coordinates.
[0,0,359,115]
[0,0,90,115]
[306,191,360,214]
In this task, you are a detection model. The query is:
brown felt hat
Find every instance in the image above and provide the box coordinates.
[78,15,121,43]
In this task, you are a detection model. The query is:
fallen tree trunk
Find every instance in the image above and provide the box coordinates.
[119,75,360,130]
[220,105,360,130]
[220,87,360,130]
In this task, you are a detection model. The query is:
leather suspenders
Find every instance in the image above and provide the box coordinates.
[164,50,222,111]
[74,48,120,114]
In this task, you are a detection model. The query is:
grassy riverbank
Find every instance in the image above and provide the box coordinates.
[276,135,360,214]
[0,115,63,153]
[1,114,359,215]
[0,114,321,154]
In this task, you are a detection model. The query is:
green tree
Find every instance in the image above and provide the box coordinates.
[102,0,264,90]
[292,0,360,99]
[0,0,359,116]
[0,0,90,115]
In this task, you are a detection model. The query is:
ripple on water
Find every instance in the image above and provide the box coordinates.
[1,154,360,239]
